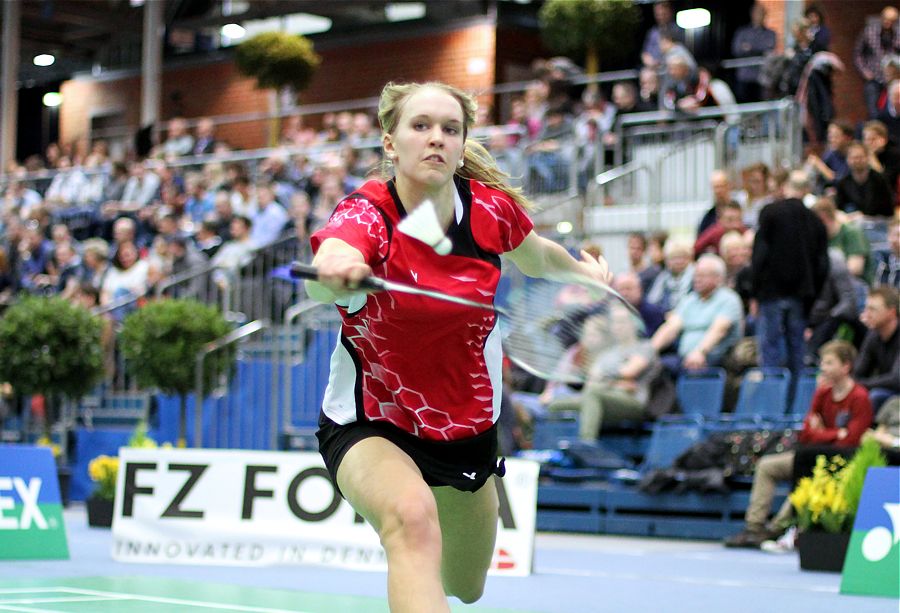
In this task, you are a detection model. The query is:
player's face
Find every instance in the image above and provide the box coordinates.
[385,88,465,190]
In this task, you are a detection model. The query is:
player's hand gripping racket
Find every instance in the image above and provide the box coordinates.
[290,262,644,385]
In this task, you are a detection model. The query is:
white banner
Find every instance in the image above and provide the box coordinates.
[112,448,538,576]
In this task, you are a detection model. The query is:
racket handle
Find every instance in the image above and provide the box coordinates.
[289,262,385,292]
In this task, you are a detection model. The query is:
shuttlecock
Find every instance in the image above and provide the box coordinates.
[397,199,453,255]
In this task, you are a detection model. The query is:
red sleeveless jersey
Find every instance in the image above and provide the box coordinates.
[310,177,533,441]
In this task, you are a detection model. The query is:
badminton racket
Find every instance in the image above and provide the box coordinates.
[290,262,644,385]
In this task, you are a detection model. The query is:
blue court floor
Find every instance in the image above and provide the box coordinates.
[0,506,896,613]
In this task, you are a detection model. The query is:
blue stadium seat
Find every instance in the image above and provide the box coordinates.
[788,368,818,420]
[675,368,726,419]
[640,421,704,471]
[732,367,792,419]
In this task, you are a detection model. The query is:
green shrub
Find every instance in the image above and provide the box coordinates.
[539,0,640,72]
[235,31,321,92]
[0,296,104,399]
[120,299,235,398]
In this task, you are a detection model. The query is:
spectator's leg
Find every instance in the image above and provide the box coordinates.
[743,451,794,530]
[863,80,883,119]
[868,388,894,414]
[756,299,785,368]
[785,298,808,406]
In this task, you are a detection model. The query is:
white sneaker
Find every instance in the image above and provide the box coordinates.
[761,526,796,554]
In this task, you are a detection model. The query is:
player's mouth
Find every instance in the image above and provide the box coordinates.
[423,154,445,164]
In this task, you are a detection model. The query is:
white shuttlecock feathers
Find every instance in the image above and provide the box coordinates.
[397,199,452,255]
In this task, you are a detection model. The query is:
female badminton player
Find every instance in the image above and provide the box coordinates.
[305,80,610,612]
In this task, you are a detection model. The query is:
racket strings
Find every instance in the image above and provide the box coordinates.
[498,279,625,384]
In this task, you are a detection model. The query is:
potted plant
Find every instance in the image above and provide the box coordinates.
[120,299,235,447]
[789,439,887,571]
[235,31,321,145]
[539,0,640,87]
[86,454,119,527]
[0,296,104,503]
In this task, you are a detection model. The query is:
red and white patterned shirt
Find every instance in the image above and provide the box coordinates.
[311,177,533,441]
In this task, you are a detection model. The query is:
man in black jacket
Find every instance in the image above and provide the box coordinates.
[855,286,900,412]
[835,141,894,217]
[751,170,830,382]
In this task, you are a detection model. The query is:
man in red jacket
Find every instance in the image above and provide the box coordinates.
[724,340,873,548]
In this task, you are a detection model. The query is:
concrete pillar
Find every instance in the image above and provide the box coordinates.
[141,0,165,129]
[1,0,21,169]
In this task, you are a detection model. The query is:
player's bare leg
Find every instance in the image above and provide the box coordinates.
[336,437,450,613]
[433,476,500,603]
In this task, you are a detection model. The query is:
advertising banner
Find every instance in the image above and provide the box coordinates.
[112,448,538,575]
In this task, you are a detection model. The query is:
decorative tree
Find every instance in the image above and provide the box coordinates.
[235,31,321,145]
[0,296,104,442]
[539,0,641,87]
[120,299,235,447]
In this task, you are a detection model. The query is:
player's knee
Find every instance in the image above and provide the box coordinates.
[380,493,441,552]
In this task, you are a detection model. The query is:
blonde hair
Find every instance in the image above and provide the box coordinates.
[376,81,532,210]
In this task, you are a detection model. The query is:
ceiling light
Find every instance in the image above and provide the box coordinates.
[386,3,426,22]
[43,92,63,107]
[221,23,246,39]
[242,13,332,37]
[676,8,711,30]
[33,54,55,67]
[556,221,573,235]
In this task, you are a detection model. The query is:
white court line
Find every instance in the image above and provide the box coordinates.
[0,604,67,613]
[54,587,313,613]
[0,597,127,605]
[539,566,840,594]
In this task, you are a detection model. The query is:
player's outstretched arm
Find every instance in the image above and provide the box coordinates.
[306,238,371,303]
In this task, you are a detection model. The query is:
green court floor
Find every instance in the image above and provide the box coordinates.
[0,577,532,613]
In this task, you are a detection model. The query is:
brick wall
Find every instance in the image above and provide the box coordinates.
[758,0,787,53]
[60,22,497,151]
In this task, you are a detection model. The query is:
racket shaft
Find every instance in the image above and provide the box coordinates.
[290,262,495,312]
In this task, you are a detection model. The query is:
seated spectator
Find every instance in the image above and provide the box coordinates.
[645,238,694,313]
[194,220,223,260]
[80,238,111,291]
[102,161,161,219]
[101,240,148,305]
[876,55,900,116]
[873,217,900,288]
[641,1,684,69]
[526,103,574,193]
[854,6,900,119]
[835,141,895,218]
[2,179,42,218]
[736,162,772,229]
[613,271,665,337]
[805,249,863,366]
[719,230,754,318]
[811,196,872,282]
[43,157,89,209]
[191,117,217,156]
[547,304,660,441]
[184,173,215,223]
[805,4,831,52]
[637,67,660,112]
[659,54,702,112]
[731,2,777,103]
[805,120,854,189]
[626,232,649,277]
[640,231,667,296]
[875,78,900,143]
[611,81,652,115]
[651,254,744,374]
[694,201,745,258]
[211,215,255,288]
[861,395,900,464]
[697,170,735,237]
[863,119,900,196]
[854,286,900,411]
[249,183,289,248]
[159,117,194,159]
[15,225,51,294]
[724,340,872,548]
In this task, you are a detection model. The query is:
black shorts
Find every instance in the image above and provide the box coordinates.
[316,412,506,497]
